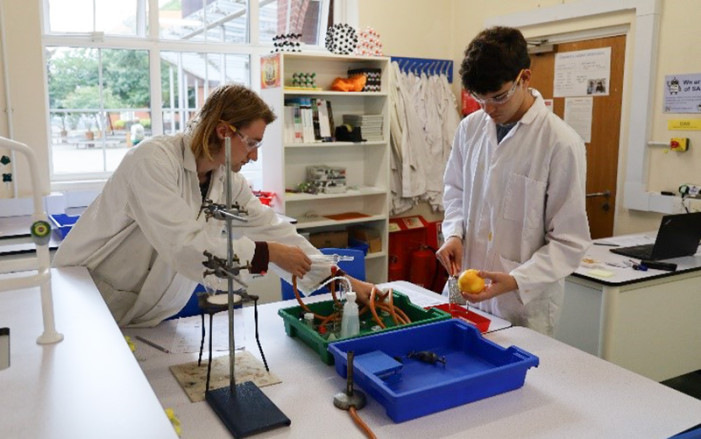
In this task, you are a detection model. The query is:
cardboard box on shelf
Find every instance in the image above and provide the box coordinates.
[349,227,382,253]
[309,230,348,249]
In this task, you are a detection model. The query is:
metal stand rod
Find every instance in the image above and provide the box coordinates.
[225,136,236,391]
[218,210,248,222]
[346,351,355,396]
[203,133,290,438]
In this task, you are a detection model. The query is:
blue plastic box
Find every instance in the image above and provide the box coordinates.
[48,214,80,239]
[347,238,369,255]
[327,319,539,422]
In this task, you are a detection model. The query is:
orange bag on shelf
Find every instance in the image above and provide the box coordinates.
[331,74,367,92]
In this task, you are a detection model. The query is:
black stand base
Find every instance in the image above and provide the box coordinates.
[206,381,291,438]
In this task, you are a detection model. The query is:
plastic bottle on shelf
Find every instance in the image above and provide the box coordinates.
[340,291,360,338]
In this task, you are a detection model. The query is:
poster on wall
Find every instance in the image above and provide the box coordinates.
[260,54,281,89]
[553,47,611,97]
[664,73,701,113]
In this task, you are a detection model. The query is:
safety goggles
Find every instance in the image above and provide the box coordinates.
[469,69,524,106]
[220,120,263,150]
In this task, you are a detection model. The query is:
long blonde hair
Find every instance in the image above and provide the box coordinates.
[188,84,276,160]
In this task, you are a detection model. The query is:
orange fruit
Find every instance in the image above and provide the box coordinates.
[457,269,485,294]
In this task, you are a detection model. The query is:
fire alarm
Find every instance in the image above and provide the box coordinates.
[670,137,689,151]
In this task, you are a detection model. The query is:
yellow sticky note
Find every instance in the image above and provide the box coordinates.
[588,269,614,278]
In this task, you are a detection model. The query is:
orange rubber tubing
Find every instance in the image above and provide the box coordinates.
[367,287,386,329]
[349,406,377,439]
[292,275,337,321]
[385,287,400,325]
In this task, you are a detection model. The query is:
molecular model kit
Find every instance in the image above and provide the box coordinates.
[355,27,383,56]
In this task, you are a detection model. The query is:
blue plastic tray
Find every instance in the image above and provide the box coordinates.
[48,214,80,239]
[327,319,539,422]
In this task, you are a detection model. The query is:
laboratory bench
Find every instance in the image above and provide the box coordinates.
[123,280,701,439]
[0,214,61,249]
[0,267,177,438]
[3,267,701,438]
[0,214,61,273]
[555,233,701,382]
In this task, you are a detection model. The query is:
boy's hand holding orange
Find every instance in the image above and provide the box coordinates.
[457,269,485,294]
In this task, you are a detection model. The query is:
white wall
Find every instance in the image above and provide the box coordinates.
[0,0,50,198]
[647,0,701,214]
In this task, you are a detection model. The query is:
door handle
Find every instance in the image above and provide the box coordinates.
[586,190,611,198]
[587,190,611,212]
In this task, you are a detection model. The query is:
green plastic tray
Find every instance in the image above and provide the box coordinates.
[278,291,451,365]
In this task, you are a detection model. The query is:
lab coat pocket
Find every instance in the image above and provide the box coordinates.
[503,173,546,230]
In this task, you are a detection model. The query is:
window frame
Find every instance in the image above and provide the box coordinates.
[41,0,335,189]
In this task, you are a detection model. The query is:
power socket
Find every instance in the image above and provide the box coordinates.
[679,184,701,199]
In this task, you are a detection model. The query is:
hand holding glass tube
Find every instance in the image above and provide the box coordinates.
[310,254,355,264]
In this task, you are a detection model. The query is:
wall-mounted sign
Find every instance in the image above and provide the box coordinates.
[664,73,701,113]
[668,119,701,130]
[261,54,281,89]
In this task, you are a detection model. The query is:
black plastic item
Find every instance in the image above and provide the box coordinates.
[347,68,382,92]
[206,382,291,438]
[335,125,364,142]
[0,327,9,370]
[640,260,677,271]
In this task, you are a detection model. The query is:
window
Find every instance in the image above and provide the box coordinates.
[43,0,330,189]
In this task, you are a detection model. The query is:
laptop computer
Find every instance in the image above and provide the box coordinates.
[610,211,701,260]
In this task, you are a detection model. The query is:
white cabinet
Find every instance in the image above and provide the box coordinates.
[260,52,390,283]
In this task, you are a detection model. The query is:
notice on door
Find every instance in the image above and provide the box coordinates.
[554,47,611,97]
[564,97,593,143]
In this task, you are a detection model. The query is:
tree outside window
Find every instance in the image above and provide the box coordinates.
[44,0,329,186]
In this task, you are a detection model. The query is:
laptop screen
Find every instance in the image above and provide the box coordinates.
[648,211,701,259]
[608,211,701,260]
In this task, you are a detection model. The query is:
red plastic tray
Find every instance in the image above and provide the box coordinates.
[425,304,490,333]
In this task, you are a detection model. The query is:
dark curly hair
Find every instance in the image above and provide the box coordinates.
[460,26,531,95]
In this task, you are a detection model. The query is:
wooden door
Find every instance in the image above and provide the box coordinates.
[529,35,625,239]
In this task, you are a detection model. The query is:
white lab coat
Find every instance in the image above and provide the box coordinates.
[53,133,329,327]
[441,90,591,334]
[424,73,460,211]
[389,62,415,215]
[397,66,428,199]
[388,62,461,215]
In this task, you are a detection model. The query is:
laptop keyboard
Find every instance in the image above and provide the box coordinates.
[611,244,654,260]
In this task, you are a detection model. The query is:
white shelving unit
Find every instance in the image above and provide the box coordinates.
[260,52,390,283]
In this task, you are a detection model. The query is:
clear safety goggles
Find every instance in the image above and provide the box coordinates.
[469,69,524,106]
[220,120,263,150]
